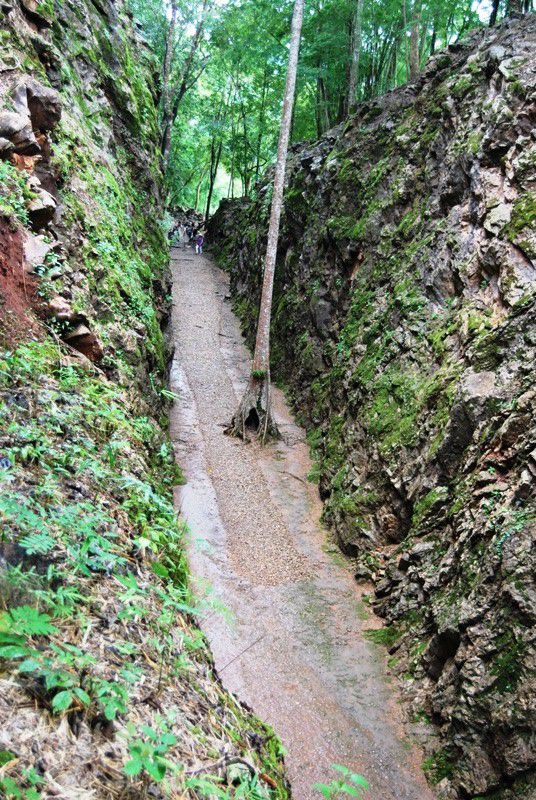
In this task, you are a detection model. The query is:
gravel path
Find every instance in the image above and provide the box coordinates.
[170,248,435,800]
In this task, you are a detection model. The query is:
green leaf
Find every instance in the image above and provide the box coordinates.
[151,561,169,578]
[123,758,143,777]
[51,690,74,713]
[9,607,58,637]
[145,759,166,782]
[74,688,91,706]
[339,784,362,798]
[332,765,368,789]
[314,783,333,798]
[0,775,22,797]
[18,658,42,673]
[0,750,16,767]
[140,724,158,741]
[0,645,30,659]
[19,531,55,555]
[0,633,25,646]
[349,775,368,789]
[332,765,348,775]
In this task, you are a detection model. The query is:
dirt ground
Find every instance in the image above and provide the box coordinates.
[170,246,435,800]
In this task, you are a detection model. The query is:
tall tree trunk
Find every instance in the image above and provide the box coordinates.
[347,0,364,113]
[314,13,325,136]
[205,136,223,222]
[228,120,236,199]
[508,0,523,13]
[387,39,397,88]
[255,68,268,183]
[160,0,178,172]
[194,166,208,212]
[429,20,437,54]
[402,0,410,80]
[227,0,305,441]
[315,74,323,137]
[489,0,500,24]
[161,0,211,169]
[409,0,421,80]
[318,76,330,131]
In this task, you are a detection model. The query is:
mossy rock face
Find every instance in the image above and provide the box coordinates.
[0,2,289,798]
[211,15,536,799]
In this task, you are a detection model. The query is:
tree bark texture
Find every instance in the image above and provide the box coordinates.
[227,0,305,441]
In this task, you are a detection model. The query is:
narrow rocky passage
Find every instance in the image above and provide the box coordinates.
[170,247,434,800]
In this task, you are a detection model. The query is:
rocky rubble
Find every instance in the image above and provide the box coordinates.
[210,15,536,799]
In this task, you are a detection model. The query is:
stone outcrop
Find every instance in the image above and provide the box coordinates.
[210,15,536,799]
[0,0,165,375]
[0,2,287,798]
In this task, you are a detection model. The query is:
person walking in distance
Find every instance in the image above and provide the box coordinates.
[195,231,205,254]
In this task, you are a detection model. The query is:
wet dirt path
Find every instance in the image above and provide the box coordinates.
[169,248,434,800]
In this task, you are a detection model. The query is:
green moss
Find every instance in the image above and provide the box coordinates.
[363,104,383,122]
[36,0,54,20]
[504,192,536,251]
[422,748,455,784]
[490,632,526,693]
[435,54,452,70]
[452,74,475,98]
[59,144,167,371]
[364,625,401,648]
[363,368,434,453]
[412,487,449,527]
[466,307,494,338]
[420,126,439,146]
[396,204,422,238]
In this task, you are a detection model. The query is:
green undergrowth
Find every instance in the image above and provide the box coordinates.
[0,341,288,798]
[422,748,456,785]
[75,158,165,365]
[53,115,169,376]
[363,625,401,649]
[0,339,186,714]
[0,161,36,225]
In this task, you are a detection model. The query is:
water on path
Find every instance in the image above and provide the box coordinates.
[169,248,434,800]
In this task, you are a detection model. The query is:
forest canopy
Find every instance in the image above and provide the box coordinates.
[128,0,532,215]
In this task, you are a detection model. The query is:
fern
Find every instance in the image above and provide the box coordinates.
[18,531,56,556]
[7,607,58,637]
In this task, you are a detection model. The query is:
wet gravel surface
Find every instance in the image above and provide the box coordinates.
[170,249,435,800]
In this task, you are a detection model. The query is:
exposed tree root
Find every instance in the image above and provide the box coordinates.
[226,375,280,443]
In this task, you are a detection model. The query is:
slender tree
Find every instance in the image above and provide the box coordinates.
[347,0,364,112]
[160,0,178,173]
[489,0,501,24]
[409,0,421,80]
[227,0,305,441]
[205,122,225,221]
[161,0,212,169]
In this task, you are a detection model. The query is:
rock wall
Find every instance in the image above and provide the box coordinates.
[1,0,168,379]
[210,16,536,799]
[0,2,287,798]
